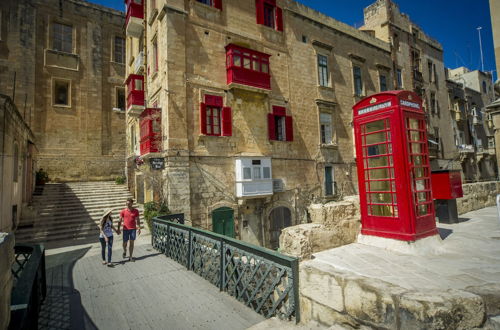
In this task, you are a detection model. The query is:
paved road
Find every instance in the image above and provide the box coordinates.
[38,233,265,330]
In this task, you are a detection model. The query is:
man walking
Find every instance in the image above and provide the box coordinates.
[118,198,141,261]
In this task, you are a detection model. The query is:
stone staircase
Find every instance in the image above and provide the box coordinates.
[15,181,143,246]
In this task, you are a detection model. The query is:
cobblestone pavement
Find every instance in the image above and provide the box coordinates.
[38,232,264,330]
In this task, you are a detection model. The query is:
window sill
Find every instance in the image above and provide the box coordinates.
[320,143,338,149]
[110,61,125,66]
[53,104,72,109]
[318,85,334,91]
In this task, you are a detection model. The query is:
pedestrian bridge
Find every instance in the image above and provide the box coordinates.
[37,216,299,329]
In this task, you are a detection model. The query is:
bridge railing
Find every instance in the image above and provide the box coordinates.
[10,244,47,330]
[152,215,300,322]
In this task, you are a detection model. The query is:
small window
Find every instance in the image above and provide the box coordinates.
[130,125,136,153]
[320,113,333,144]
[243,167,252,179]
[196,0,222,9]
[318,54,329,87]
[114,37,125,64]
[427,61,433,82]
[263,3,275,29]
[483,81,487,93]
[353,66,363,96]
[302,35,307,43]
[396,69,403,89]
[325,166,334,196]
[53,22,73,53]
[134,79,143,91]
[379,74,388,92]
[206,106,221,135]
[198,0,212,4]
[263,167,271,179]
[116,87,126,110]
[430,92,436,114]
[53,80,70,106]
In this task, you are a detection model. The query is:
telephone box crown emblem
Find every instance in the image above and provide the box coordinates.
[370,97,377,104]
[408,94,413,101]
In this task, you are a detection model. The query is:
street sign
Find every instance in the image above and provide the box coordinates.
[150,158,165,170]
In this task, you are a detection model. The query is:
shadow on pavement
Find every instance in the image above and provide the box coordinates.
[39,247,98,330]
[438,227,453,240]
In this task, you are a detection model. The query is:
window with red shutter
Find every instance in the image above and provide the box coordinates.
[196,0,222,10]
[268,106,292,141]
[200,95,232,137]
[255,0,282,31]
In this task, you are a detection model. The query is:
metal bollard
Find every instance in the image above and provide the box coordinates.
[497,194,500,225]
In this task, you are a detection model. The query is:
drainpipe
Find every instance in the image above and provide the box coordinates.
[1,98,7,231]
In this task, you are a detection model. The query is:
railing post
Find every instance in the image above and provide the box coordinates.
[151,220,154,248]
[291,258,300,323]
[219,238,225,292]
[166,223,170,257]
[496,194,500,225]
[187,229,192,270]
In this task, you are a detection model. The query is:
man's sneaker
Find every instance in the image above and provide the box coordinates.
[122,252,126,259]
[129,257,135,262]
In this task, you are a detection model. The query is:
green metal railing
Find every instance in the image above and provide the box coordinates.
[152,216,300,322]
[10,244,47,330]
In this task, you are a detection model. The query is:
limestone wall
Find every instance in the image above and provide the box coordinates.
[280,196,360,259]
[0,233,14,330]
[457,181,500,215]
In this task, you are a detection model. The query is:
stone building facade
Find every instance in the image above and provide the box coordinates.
[361,0,457,169]
[0,0,127,182]
[125,0,393,248]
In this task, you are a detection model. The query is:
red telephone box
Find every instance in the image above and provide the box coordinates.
[353,91,438,241]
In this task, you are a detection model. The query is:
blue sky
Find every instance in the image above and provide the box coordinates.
[95,0,496,80]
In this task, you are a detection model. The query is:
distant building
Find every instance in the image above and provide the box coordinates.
[361,0,457,170]
[0,0,127,182]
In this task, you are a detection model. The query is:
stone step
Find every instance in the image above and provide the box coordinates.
[14,231,100,246]
[32,189,130,198]
[15,222,146,239]
[19,207,145,225]
[33,198,131,211]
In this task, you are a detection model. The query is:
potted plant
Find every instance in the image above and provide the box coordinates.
[35,168,49,185]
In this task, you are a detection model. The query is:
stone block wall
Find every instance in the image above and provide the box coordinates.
[457,181,500,215]
[0,233,14,330]
[280,196,360,259]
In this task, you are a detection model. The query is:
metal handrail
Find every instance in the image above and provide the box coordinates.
[9,244,47,330]
[152,216,300,322]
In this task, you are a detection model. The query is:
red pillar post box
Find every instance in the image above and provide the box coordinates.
[431,170,463,224]
[353,91,438,241]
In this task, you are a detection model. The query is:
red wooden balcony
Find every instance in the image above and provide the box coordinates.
[125,0,144,38]
[125,74,145,117]
[225,44,271,90]
[140,108,162,155]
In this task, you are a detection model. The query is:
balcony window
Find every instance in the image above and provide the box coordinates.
[200,95,232,136]
[53,23,72,53]
[226,44,271,90]
[140,108,162,155]
[125,0,144,38]
[268,106,293,142]
[256,0,283,31]
[125,74,145,114]
[320,113,334,144]
[116,87,126,111]
[235,158,273,197]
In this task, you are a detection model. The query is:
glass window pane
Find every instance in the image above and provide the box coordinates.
[263,167,271,179]
[367,156,389,168]
[364,120,385,133]
[243,57,251,69]
[366,132,387,145]
[371,205,394,217]
[408,118,419,130]
[243,167,251,180]
[370,193,392,203]
[411,143,422,154]
[410,131,420,141]
[369,168,390,179]
[252,60,259,71]
[261,62,268,73]
[366,144,388,156]
[234,55,241,67]
[253,167,261,179]
[368,180,391,192]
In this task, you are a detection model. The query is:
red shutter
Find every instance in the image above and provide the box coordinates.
[285,115,293,141]
[214,0,222,10]
[268,113,276,140]
[200,103,207,135]
[205,95,223,107]
[276,7,283,31]
[272,105,286,116]
[256,0,264,25]
[222,107,232,136]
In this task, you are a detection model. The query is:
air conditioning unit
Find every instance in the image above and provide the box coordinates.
[273,179,284,192]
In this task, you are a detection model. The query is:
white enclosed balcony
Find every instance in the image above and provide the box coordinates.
[235,158,273,198]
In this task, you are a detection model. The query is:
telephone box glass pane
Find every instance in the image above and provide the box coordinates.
[361,119,398,218]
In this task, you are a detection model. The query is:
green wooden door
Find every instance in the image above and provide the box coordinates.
[212,207,235,238]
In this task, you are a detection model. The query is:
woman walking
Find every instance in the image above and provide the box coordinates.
[99,209,120,266]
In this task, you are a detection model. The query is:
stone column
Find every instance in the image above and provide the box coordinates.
[0,233,15,329]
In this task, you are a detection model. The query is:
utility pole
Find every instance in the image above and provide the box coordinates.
[477,26,485,72]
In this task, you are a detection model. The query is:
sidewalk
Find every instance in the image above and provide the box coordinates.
[300,206,500,329]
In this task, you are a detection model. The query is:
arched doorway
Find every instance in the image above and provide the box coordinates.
[269,207,292,250]
[212,207,235,238]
